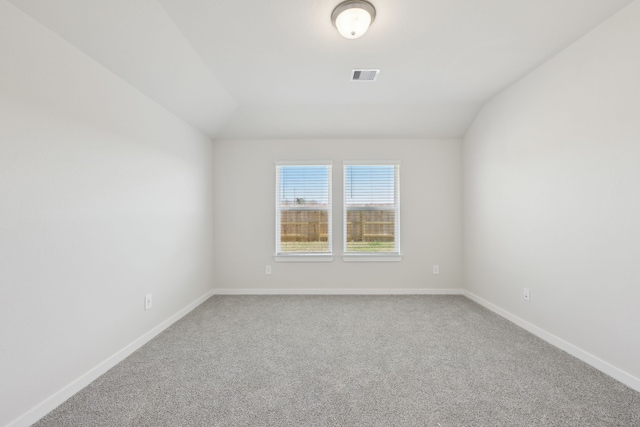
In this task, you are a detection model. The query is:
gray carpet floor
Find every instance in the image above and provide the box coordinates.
[35,295,640,426]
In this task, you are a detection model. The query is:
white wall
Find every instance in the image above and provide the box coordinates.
[212,139,462,291]
[0,3,216,425]
[463,0,640,385]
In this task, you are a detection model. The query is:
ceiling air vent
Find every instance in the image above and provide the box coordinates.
[351,69,379,82]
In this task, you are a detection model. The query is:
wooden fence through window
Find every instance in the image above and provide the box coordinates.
[280,209,394,243]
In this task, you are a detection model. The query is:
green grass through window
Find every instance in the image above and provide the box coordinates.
[280,241,395,253]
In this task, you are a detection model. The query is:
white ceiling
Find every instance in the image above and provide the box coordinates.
[8,0,634,140]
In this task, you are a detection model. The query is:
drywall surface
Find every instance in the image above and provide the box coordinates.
[463,1,640,382]
[0,3,215,425]
[212,139,462,291]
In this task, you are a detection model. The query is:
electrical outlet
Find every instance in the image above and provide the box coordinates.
[523,288,530,301]
[433,265,439,274]
[145,294,153,310]
[266,265,271,275]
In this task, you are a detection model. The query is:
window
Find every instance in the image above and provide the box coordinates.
[343,162,401,261]
[275,162,332,261]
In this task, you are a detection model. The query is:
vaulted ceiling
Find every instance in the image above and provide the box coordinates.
[8,0,634,139]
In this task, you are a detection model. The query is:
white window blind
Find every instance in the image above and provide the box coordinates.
[343,162,400,254]
[275,163,332,255]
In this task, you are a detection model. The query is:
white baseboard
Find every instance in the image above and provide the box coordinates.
[463,290,640,393]
[212,288,463,295]
[7,289,215,427]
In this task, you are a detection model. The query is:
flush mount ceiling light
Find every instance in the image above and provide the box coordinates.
[331,0,376,39]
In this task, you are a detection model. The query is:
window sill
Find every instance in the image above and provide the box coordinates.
[341,254,403,262]
[274,254,335,262]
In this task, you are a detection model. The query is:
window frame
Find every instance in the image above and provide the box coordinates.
[274,161,334,262]
[342,160,402,262]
